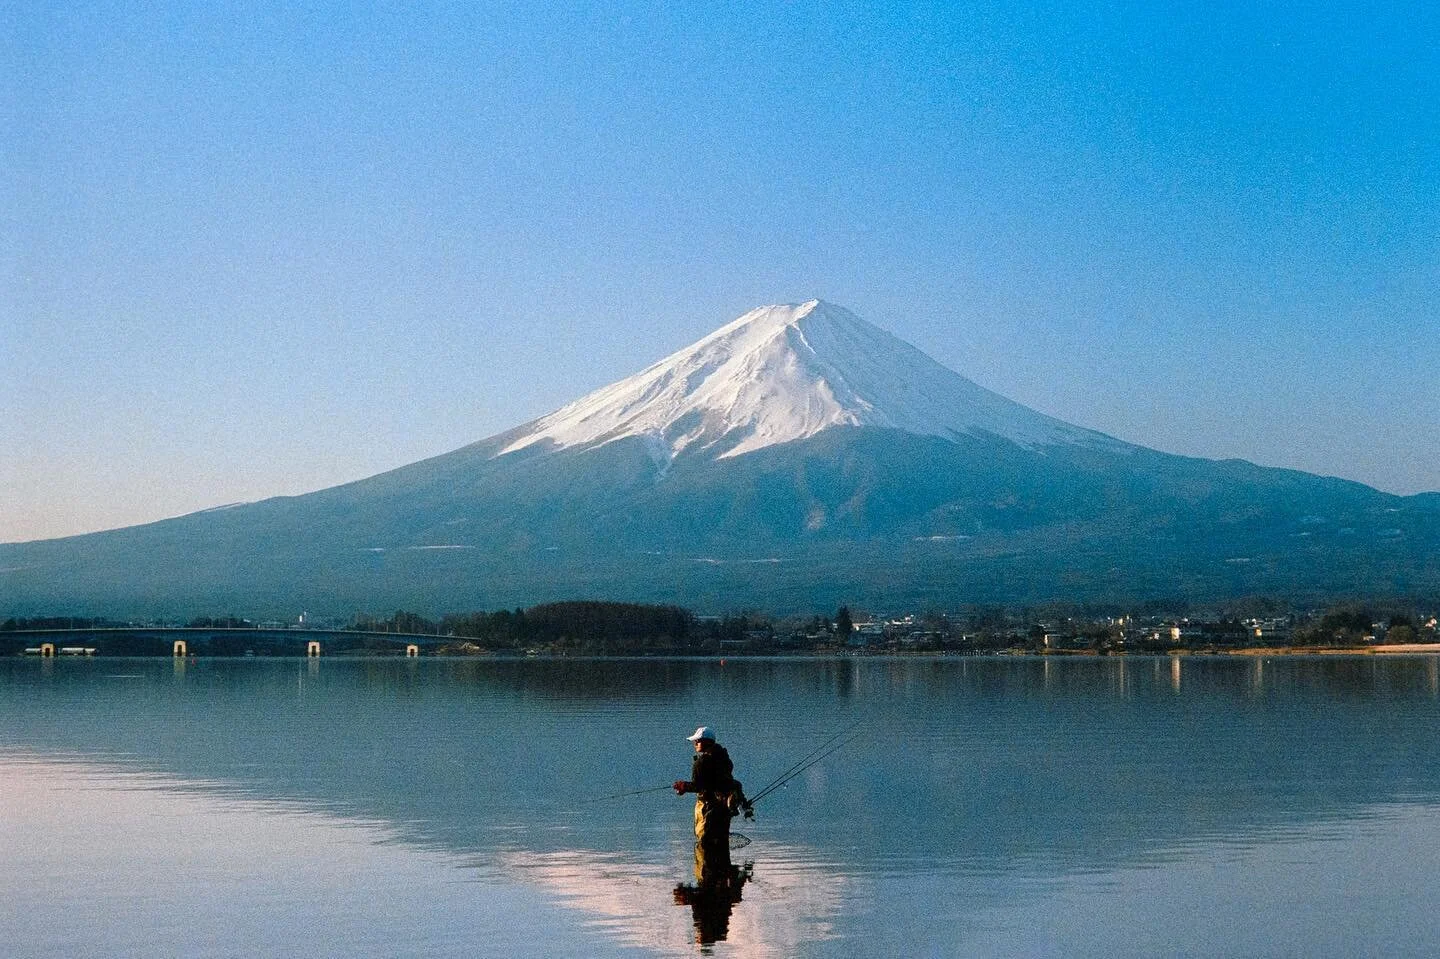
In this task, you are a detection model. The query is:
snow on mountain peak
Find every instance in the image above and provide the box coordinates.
[500,299,1119,464]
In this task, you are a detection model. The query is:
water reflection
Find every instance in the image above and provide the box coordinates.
[673,843,751,950]
[0,754,617,959]
[6,655,1440,955]
[503,843,844,958]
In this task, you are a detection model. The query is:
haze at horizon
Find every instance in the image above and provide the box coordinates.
[6,0,1439,543]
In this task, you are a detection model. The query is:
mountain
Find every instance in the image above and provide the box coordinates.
[4,300,1438,616]
[499,301,1124,463]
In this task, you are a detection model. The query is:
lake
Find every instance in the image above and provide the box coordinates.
[5,654,1440,957]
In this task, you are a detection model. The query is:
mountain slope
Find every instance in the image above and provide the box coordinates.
[3,301,1437,616]
[500,300,1127,464]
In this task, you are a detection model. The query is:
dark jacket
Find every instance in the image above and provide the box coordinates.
[690,743,735,798]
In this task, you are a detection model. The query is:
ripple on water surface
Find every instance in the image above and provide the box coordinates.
[5,655,1440,956]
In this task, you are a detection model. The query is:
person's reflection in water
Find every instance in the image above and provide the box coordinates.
[672,839,752,950]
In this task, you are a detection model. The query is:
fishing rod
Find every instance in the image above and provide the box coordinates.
[583,784,676,803]
[747,721,865,807]
[589,720,863,809]
[590,783,754,849]
[747,720,862,803]
[748,731,863,806]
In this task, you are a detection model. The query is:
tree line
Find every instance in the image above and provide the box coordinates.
[4,599,1436,656]
[348,601,770,654]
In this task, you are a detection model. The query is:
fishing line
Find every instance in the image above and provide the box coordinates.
[748,737,860,807]
[589,719,863,810]
[745,720,860,802]
[583,784,676,803]
[748,733,861,806]
[748,722,865,807]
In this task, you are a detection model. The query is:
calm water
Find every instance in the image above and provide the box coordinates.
[5,655,1440,957]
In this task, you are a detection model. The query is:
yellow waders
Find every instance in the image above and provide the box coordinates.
[694,794,732,847]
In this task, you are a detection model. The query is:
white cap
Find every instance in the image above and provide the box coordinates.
[686,725,716,743]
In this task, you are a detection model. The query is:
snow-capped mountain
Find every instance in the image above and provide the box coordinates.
[3,300,1437,616]
[501,299,1123,466]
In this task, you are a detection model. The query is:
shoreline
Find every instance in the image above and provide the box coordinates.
[1222,643,1440,656]
[11,644,1440,660]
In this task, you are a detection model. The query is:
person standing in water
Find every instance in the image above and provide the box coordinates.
[673,725,749,848]
[672,725,754,946]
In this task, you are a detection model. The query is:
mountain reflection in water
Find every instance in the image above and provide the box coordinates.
[5,655,1440,956]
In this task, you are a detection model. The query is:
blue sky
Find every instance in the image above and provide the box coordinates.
[5,0,1438,542]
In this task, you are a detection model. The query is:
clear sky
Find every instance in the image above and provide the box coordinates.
[5,0,1438,543]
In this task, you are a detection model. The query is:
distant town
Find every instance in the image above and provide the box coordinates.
[4,599,1438,657]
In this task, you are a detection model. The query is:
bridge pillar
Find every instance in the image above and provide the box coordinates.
[173,640,187,658]
[40,643,55,658]
[405,644,419,658]
[307,640,321,657]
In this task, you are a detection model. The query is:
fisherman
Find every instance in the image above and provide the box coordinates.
[673,725,749,848]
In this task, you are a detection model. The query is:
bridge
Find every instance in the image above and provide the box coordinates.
[3,627,460,657]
